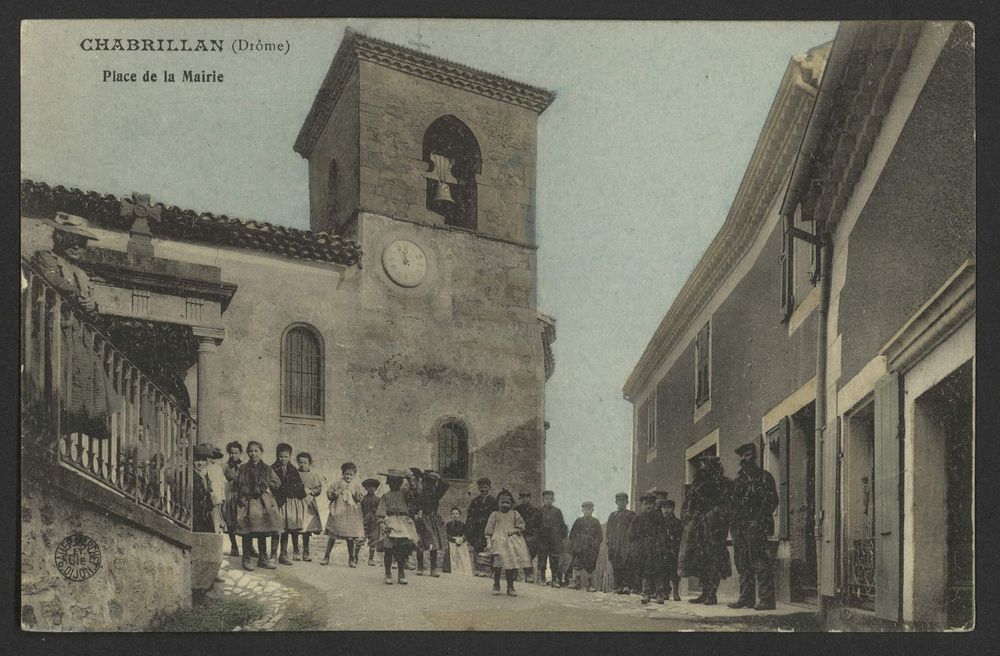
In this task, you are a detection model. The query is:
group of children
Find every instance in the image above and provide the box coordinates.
[202,441,682,603]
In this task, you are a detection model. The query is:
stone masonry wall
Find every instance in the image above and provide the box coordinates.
[308,68,360,234]
[355,60,539,246]
[21,479,191,631]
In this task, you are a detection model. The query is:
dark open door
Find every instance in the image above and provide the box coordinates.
[874,372,903,622]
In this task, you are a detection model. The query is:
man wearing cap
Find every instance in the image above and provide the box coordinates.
[728,441,779,610]
[531,490,568,586]
[515,490,540,583]
[32,213,122,439]
[465,477,498,576]
[606,492,637,594]
[192,443,224,533]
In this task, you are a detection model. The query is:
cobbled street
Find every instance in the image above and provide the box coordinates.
[210,548,817,632]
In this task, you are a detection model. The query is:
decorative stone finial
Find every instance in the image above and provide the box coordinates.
[121,192,162,258]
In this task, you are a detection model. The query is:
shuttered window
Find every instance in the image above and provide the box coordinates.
[281,325,324,418]
[438,421,469,480]
[767,417,791,539]
[695,322,711,407]
[637,398,650,452]
[647,390,657,450]
[874,371,903,621]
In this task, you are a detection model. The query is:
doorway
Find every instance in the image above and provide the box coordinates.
[914,360,973,628]
[789,403,817,603]
[845,399,876,611]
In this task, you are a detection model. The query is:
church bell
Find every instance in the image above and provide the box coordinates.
[430,180,456,211]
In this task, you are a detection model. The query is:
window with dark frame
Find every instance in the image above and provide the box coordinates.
[437,420,470,480]
[281,325,324,418]
[695,321,711,407]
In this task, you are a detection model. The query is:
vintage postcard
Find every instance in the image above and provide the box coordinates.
[19,18,974,632]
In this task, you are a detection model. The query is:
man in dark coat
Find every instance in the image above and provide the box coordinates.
[679,455,732,605]
[606,492,636,594]
[465,477,498,576]
[728,441,779,610]
[531,490,568,586]
[516,490,540,582]
[569,501,603,591]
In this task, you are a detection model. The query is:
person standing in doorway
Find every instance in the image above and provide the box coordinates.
[728,441,779,610]
[606,492,636,594]
[465,477,498,577]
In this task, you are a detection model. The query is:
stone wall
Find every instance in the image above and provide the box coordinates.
[21,470,192,631]
[308,68,360,233]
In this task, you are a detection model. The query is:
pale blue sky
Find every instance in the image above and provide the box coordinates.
[21,19,837,520]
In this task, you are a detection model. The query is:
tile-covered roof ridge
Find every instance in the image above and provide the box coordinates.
[294,28,556,158]
[20,179,363,267]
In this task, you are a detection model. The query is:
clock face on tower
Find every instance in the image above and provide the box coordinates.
[381,239,428,288]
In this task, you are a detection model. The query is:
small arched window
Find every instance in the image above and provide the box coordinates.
[437,420,469,480]
[281,324,324,418]
[326,160,338,230]
[423,115,481,230]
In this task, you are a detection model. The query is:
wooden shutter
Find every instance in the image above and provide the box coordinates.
[874,371,903,621]
[767,417,790,539]
[780,215,794,320]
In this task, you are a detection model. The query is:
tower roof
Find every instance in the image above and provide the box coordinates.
[294,29,557,159]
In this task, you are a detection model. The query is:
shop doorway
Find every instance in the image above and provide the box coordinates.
[914,360,973,628]
[845,399,876,611]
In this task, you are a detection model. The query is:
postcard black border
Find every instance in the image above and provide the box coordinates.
[3,1,998,655]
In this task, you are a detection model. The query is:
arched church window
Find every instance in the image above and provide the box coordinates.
[423,115,481,230]
[281,324,324,418]
[326,160,338,230]
[437,420,470,480]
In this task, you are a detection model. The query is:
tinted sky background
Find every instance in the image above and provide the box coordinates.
[22,19,837,520]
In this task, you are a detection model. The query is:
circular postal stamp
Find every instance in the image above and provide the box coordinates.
[54,533,102,582]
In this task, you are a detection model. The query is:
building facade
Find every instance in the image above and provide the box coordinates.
[20,30,556,630]
[623,21,974,630]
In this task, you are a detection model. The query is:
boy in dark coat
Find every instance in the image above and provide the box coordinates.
[628,493,669,604]
[531,490,568,586]
[606,492,636,594]
[515,490,540,582]
[361,478,381,566]
[569,501,603,591]
[660,498,683,601]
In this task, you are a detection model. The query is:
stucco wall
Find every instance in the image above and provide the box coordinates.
[21,477,191,631]
[633,217,817,502]
[355,60,539,245]
[836,24,975,385]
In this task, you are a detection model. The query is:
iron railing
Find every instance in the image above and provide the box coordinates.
[849,537,876,610]
[21,255,194,529]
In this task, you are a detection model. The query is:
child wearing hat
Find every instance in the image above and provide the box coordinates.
[271,443,307,565]
[484,489,532,596]
[322,462,366,566]
[606,492,637,594]
[465,477,498,577]
[569,501,603,592]
[376,469,420,585]
[293,452,324,561]
[361,477,381,566]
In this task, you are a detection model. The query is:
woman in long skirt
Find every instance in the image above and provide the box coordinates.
[446,506,474,576]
